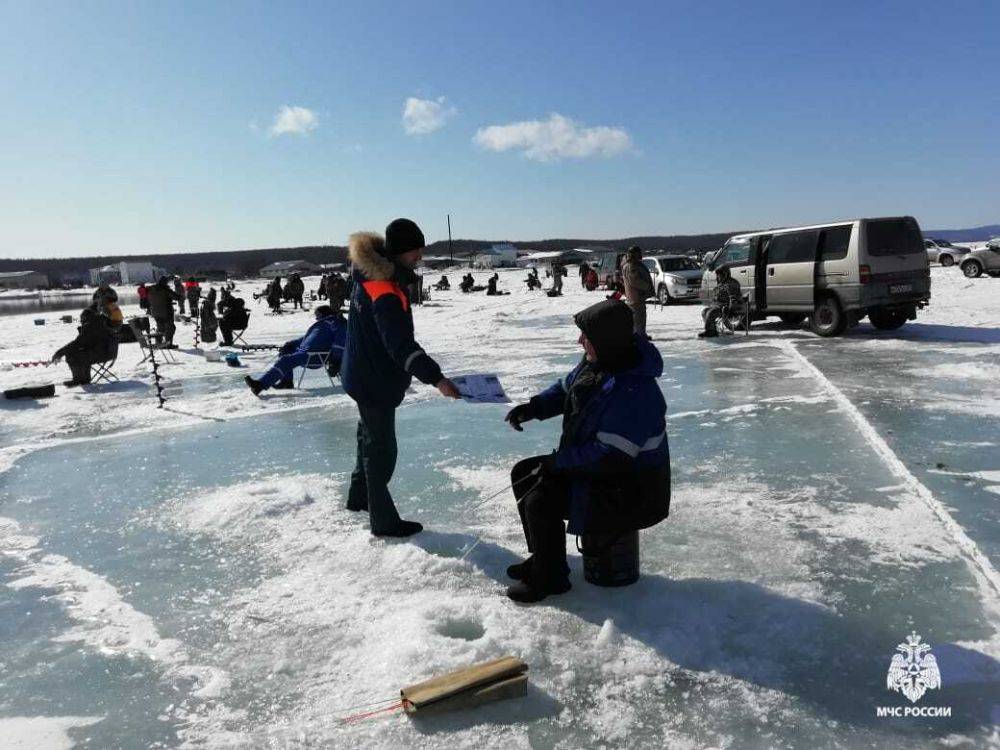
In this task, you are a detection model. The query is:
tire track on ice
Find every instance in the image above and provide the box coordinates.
[778,340,1000,602]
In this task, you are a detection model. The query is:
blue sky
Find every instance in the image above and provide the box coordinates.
[1,0,998,258]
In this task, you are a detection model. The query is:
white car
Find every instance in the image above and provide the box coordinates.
[924,238,970,267]
[987,237,1000,251]
[642,254,704,304]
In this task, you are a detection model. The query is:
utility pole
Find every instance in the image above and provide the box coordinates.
[447,213,453,265]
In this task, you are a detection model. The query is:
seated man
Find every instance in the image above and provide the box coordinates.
[525,269,542,290]
[244,305,346,395]
[485,273,509,296]
[52,308,117,387]
[699,265,743,338]
[459,273,475,293]
[218,298,249,346]
[433,275,450,291]
[503,299,671,603]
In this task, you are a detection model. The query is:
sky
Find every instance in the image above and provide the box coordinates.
[1,0,998,258]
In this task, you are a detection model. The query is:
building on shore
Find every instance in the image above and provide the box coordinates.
[259,260,322,278]
[472,242,519,269]
[89,261,167,286]
[0,270,50,290]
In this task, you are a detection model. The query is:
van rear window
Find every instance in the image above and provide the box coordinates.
[865,218,923,257]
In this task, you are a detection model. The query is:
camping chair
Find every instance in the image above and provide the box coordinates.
[296,350,338,388]
[717,295,752,337]
[90,339,120,384]
[232,312,251,347]
[130,318,178,364]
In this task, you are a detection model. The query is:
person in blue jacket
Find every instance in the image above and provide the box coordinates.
[503,299,671,603]
[341,219,461,538]
[243,305,345,395]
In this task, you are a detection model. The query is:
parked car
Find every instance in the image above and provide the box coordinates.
[643,254,704,303]
[702,216,931,336]
[958,243,1000,278]
[924,238,970,267]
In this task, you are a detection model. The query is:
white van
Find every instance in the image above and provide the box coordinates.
[702,217,931,336]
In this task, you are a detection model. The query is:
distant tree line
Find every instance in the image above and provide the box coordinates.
[0,231,745,285]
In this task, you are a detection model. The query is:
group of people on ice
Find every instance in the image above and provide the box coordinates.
[298,218,674,604]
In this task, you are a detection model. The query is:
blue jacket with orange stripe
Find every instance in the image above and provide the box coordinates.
[341,232,443,407]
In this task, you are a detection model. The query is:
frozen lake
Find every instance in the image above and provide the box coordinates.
[2,269,999,748]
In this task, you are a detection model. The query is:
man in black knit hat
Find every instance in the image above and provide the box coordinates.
[341,218,461,537]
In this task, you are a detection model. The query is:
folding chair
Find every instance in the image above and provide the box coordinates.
[718,295,751,337]
[130,318,178,364]
[296,351,337,388]
[232,312,251,347]
[90,350,119,384]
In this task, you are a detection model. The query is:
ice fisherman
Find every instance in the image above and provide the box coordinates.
[503,299,671,602]
[146,276,184,347]
[51,308,118,387]
[699,265,743,338]
[622,245,654,338]
[341,219,462,537]
[244,305,345,395]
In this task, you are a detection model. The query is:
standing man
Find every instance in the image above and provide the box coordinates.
[173,277,187,315]
[342,218,461,537]
[622,246,654,338]
[147,276,183,347]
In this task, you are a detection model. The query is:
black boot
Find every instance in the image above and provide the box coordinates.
[506,577,571,604]
[506,557,534,581]
[244,376,264,396]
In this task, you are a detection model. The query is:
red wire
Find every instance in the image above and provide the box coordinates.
[340,700,408,724]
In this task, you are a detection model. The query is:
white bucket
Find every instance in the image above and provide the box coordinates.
[204,349,222,362]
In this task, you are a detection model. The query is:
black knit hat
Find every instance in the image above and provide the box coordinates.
[385,218,425,257]
[573,299,636,367]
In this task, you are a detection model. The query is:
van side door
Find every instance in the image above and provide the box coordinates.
[765,230,819,309]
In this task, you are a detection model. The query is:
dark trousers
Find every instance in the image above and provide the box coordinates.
[703,306,724,335]
[347,403,403,533]
[512,456,571,584]
[154,315,175,345]
[65,351,97,383]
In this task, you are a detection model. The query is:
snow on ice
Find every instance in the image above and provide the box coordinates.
[1,265,1000,748]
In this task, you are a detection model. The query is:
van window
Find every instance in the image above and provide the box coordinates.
[819,225,852,261]
[659,257,700,272]
[718,240,751,266]
[767,231,818,264]
[866,218,923,257]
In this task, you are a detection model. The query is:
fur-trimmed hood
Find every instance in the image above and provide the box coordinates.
[349,232,395,281]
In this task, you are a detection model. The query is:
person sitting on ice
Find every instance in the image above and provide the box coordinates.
[433,275,450,291]
[51,307,118,387]
[699,265,743,338]
[502,299,671,603]
[459,273,474,293]
[486,273,510,296]
[218,297,249,346]
[243,305,346,395]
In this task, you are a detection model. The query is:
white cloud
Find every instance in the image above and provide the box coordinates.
[269,105,319,137]
[473,113,633,162]
[402,96,456,135]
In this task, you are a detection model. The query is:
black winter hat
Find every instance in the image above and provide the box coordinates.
[385,218,425,257]
[573,299,636,367]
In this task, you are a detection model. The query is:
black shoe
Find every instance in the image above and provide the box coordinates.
[506,578,571,604]
[64,379,85,387]
[244,376,264,396]
[345,501,368,512]
[506,557,534,581]
[373,520,423,538]
[698,331,717,339]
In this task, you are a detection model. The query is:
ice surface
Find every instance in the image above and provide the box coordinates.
[2,268,1000,748]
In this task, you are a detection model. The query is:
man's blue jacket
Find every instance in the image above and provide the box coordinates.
[531,337,671,535]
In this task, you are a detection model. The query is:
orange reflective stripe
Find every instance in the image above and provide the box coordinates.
[362,280,409,312]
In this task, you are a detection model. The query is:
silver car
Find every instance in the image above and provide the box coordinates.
[643,254,703,303]
[924,238,970,267]
[959,243,1000,278]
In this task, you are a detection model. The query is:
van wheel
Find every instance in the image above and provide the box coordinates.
[658,285,671,305]
[810,295,846,337]
[868,307,908,331]
[940,254,954,267]
[962,261,983,278]
[778,313,806,327]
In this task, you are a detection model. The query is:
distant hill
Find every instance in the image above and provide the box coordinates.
[923,225,1000,243]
